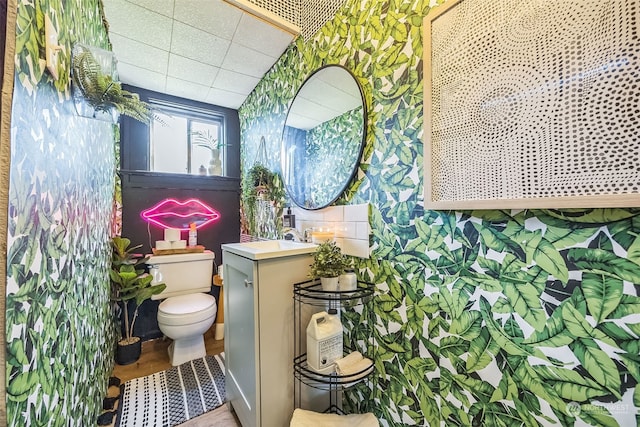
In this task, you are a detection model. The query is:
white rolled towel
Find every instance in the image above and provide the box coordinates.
[337,357,373,381]
[334,351,373,383]
[335,351,363,372]
[290,408,379,427]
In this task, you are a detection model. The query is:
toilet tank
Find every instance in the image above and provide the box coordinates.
[146,251,215,300]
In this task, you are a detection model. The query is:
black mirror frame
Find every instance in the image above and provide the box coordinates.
[281,64,367,210]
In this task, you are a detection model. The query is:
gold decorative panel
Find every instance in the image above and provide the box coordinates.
[244,0,347,40]
[423,0,640,209]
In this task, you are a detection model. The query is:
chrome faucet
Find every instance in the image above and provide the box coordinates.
[282,227,303,242]
[282,227,313,243]
[303,228,313,242]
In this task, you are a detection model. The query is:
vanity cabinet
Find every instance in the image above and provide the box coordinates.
[222,247,314,427]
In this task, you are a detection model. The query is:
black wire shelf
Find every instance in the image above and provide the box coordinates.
[293,352,374,390]
[293,279,375,307]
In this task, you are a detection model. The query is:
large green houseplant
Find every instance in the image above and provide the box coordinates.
[110,236,166,365]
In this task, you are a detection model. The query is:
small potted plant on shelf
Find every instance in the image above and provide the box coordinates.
[309,241,348,291]
[110,236,166,365]
[192,129,226,175]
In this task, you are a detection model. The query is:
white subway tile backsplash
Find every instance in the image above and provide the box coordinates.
[295,209,324,222]
[356,222,370,240]
[288,203,370,258]
[341,238,370,259]
[335,222,356,239]
[290,207,302,220]
[344,204,368,222]
[323,206,344,222]
[298,221,315,233]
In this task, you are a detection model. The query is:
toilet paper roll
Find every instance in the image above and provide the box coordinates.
[155,240,172,250]
[164,228,181,242]
[171,240,187,249]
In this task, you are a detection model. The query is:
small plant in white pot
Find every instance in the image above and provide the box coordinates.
[309,241,347,291]
[192,129,226,175]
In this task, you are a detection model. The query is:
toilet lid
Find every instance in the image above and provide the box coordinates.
[159,293,216,315]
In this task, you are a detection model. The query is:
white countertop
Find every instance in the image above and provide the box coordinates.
[222,240,317,260]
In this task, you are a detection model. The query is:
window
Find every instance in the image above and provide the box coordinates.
[119,85,240,179]
[150,109,226,176]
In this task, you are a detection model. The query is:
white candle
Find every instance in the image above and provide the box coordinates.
[311,229,334,243]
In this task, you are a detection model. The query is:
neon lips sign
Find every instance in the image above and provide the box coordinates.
[140,198,221,230]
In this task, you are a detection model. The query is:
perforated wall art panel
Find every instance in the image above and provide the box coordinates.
[423,0,640,209]
[245,0,347,40]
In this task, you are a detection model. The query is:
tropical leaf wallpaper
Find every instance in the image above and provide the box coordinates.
[7,0,117,425]
[239,0,640,425]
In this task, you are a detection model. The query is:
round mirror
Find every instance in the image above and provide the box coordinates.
[281,65,367,210]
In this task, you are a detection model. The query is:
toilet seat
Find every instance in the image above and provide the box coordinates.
[158,293,216,326]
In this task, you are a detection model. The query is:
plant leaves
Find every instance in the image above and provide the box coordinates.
[503,281,547,332]
[581,272,623,323]
[567,248,640,283]
[480,297,532,357]
[531,237,569,284]
[449,310,482,340]
[532,364,610,400]
[571,339,621,399]
[466,329,499,372]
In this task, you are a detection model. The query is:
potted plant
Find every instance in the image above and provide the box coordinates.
[72,44,153,123]
[245,164,275,195]
[110,236,166,365]
[241,164,285,237]
[309,241,348,291]
[192,129,226,175]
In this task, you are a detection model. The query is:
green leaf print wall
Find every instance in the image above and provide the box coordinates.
[7,0,118,425]
[239,0,640,426]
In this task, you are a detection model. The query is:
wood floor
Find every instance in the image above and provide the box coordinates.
[110,328,241,427]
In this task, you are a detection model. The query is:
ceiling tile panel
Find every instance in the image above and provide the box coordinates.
[110,34,169,75]
[103,0,173,50]
[171,21,231,67]
[165,77,211,103]
[125,0,175,17]
[206,88,247,109]
[173,0,242,40]
[212,69,260,95]
[117,62,167,93]
[168,54,219,87]
[103,0,301,108]
[221,42,276,78]
[234,13,293,58]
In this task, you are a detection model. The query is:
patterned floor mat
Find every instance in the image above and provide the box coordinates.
[116,353,225,427]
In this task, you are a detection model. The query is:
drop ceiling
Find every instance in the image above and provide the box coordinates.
[102,0,298,110]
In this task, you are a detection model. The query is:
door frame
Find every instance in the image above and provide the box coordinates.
[1,0,17,424]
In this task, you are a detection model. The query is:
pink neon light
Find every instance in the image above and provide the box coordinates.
[140,198,221,230]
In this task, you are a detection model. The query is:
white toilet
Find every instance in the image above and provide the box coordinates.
[146,251,217,366]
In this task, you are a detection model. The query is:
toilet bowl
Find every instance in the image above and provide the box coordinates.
[158,293,217,366]
[146,251,217,366]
